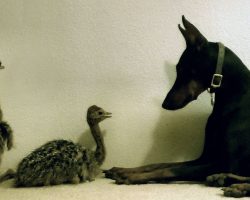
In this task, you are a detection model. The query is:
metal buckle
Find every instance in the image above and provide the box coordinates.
[211,74,223,88]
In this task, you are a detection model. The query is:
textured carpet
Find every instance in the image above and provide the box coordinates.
[0,176,239,200]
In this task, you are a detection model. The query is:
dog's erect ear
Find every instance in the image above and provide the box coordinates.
[178,15,207,51]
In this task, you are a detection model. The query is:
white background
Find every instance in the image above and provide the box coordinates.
[0,0,250,171]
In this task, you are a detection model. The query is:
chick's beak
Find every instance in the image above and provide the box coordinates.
[104,112,112,118]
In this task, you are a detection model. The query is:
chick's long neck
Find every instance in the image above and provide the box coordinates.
[89,123,105,165]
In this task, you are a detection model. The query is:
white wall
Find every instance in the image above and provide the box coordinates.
[0,0,250,171]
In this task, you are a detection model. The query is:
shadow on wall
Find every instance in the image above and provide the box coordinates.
[75,61,210,166]
[143,110,208,165]
[75,61,180,161]
[142,61,210,165]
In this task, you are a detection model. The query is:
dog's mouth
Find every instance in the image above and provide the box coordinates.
[162,94,195,110]
[162,80,205,110]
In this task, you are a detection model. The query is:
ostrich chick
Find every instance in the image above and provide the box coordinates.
[0,61,13,160]
[0,105,111,187]
[0,107,14,183]
[0,107,14,164]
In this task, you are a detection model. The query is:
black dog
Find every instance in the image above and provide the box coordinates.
[104,16,250,198]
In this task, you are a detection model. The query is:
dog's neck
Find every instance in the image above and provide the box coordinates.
[213,47,250,109]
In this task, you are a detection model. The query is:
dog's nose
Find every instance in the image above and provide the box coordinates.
[162,101,170,110]
[162,94,173,110]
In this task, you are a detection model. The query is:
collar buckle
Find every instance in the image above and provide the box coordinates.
[211,74,223,88]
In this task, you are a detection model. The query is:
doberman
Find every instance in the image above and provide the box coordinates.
[104,16,250,198]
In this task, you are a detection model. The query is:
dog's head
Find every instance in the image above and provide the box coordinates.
[162,16,218,110]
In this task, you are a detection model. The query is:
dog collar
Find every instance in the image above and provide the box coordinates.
[211,42,225,89]
[207,42,225,105]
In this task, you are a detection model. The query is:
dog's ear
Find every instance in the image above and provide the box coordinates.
[178,15,207,51]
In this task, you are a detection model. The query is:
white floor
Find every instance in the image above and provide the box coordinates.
[0,176,240,200]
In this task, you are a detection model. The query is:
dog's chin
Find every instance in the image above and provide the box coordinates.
[162,96,196,111]
[162,102,188,110]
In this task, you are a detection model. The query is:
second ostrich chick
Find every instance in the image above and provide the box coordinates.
[0,105,111,187]
[0,107,14,164]
[0,62,13,162]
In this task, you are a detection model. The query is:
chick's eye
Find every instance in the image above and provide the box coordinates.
[98,112,103,115]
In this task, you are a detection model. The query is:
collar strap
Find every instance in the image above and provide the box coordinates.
[209,42,225,91]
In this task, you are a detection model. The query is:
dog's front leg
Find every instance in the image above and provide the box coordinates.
[104,159,205,179]
[112,163,217,185]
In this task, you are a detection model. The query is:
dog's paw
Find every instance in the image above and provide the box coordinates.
[104,168,148,185]
[103,167,124,179]
[222,184,250,198]
[103,169,114,179]
[206,173,234,187]
[104,167,135,180]
[115,175,132,185]
[114,174,147,185]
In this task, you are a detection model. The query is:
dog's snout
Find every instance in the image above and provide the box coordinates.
[162,86,195,110]
[162,101,170,110]
[162,93,181,110]
[162,99,181,110]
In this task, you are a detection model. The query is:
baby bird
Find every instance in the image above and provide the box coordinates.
[0,62,13,162]
[0,61,15,180]
[0,105,111,187]
[0,107,13,164]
